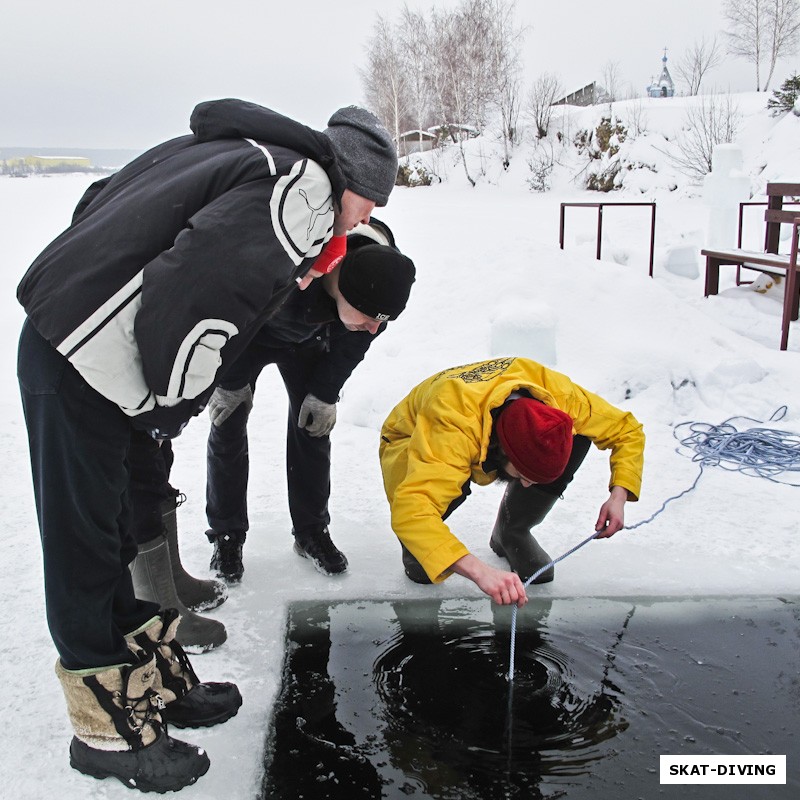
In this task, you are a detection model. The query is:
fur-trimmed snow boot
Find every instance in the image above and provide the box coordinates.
[130,538,227,652]
[127,609,242,729]
[489,483,558,583]
[162,496,227,612]
[56,650,210,793]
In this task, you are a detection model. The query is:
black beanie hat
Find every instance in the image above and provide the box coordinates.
[338,244,416,321]
[322,107,398,206]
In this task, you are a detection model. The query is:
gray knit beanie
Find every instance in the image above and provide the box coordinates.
[322,107,397,207]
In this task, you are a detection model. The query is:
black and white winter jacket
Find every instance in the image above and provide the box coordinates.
[17,99,347,437]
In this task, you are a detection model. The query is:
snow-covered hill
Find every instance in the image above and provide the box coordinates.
[407,91,800,200]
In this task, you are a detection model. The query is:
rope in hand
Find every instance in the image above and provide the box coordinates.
[507,406,800,681]
[507,531,599,681]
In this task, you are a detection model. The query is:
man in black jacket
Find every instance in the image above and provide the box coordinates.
[203,219,414,581]
[125,219,414,646]
[16,98,398,792]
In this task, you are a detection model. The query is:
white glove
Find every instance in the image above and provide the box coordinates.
[297,393,337,437]
[208,385,253,427]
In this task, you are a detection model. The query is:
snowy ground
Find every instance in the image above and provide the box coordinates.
[3,95,800,798]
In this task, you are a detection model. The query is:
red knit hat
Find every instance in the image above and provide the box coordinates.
[495,399,573,484]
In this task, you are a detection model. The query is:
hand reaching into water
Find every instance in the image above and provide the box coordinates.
[450,554,528,608]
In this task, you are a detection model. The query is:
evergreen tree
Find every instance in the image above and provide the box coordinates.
[767,73,800,114]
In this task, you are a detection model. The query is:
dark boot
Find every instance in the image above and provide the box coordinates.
[162,496,227,612]
[128,609,242,729]
[489,483,558,583]
[130,538,227,652]
[206,529,246,583]
[56,651,210,793]
[293,526,348,576]
[401,544,432,584]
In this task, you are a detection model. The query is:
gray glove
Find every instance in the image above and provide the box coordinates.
[208,385,254,427]
[297,393,337,437]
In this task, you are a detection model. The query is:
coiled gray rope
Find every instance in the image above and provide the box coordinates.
[674,406,800,486]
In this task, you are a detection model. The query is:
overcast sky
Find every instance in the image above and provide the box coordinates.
[1,0,790,150]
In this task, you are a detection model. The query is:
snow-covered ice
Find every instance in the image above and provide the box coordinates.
[2,91,800,798]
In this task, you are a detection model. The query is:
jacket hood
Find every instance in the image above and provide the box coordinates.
[190,98,347,203]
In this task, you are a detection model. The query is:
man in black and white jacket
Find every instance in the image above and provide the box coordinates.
[16,98,397,793]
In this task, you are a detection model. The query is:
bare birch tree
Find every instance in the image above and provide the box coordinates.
[425,7,457,128]
[360,15,410,150]
[398,6,433,153]
[674,36,724,94]
[764,0,800,89]
[600,60,622,102]
[362,0,528,182]
[425,1,499,185]
[424,7,474,184]
[454,0,496,131]
[526,72,563,139]
[724,0,800,89]
[487,0,527,167]
[671,93,741,177]
[724,0,770,89]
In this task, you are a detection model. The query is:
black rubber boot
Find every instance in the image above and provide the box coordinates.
[401,545,432,584]
[130,538,227,652]
[489,483,558,583]
[162,496,227,612]
[129,609,242,729]
[207,529,246,583]
[57,651,210,793]
[293,526,348,576]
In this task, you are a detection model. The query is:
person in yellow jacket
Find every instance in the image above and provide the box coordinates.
[379,357,645,608]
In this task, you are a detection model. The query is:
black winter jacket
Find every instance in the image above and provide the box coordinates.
[17,99,346,437]
[219,220,398,403]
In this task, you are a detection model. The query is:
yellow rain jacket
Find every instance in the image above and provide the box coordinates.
[379,357,645,583]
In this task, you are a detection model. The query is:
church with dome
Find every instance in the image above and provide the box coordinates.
[647,49,675,98]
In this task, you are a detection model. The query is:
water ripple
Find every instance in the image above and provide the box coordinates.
[373,625,628,778]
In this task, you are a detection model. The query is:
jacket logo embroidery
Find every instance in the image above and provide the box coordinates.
[298,189,334,239]
[433,357,515,384]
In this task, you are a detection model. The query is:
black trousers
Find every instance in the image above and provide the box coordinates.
[17,320,159,670]
[128,430,178,545]
[206,342,331,537]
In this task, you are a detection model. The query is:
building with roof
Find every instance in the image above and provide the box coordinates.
[647,49,675,98]
[553,82,612,107]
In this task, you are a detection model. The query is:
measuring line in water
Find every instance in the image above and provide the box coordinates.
[507,530,600,681]
[505,601,637,768]
[506,407,800,681]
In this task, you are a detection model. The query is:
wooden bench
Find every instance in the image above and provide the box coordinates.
[701,182,800,350]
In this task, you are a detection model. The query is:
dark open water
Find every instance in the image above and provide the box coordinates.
[261,596,799,799]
